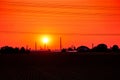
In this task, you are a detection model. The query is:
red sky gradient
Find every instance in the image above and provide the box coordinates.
[0,0,120,50]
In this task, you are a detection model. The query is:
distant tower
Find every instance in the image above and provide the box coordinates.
[60,37,62,50]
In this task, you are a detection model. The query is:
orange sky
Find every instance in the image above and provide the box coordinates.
[0,0,120,50]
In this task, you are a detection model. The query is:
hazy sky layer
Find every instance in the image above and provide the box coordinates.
[0,0,120,49]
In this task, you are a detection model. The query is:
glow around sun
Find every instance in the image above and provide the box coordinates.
[38,35,51,45]
[42,37,49,44]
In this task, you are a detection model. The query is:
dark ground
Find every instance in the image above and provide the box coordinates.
[0,52,119,80]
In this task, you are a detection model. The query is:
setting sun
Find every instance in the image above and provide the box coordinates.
[43,37,49,44]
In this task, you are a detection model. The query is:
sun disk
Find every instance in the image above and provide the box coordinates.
[43,37,49,44]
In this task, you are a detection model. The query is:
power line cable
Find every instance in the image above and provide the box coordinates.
[1,1,120,10]
[0,31,120,36]
[1,8,120,16]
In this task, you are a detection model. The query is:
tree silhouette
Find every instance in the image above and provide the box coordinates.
[14,47,19,54]
[68,47,74,51]
[92,44,108,52]
[20,47,26,53]
[0,46,14,54]
[111,45,120,52]
[61,48,67,53]
[0,46,30,55]
[77,46,90,52]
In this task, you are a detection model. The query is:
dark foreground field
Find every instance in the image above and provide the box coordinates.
[0,52,120,80]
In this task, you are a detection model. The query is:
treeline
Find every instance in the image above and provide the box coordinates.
[62,44,120,53]
[0,43,120,54]
[0,46,30,55]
